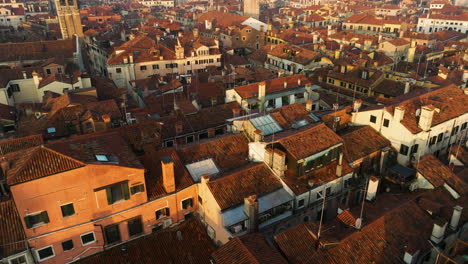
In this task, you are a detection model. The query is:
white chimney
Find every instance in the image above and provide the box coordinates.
[297,78,301,86]
[394,106,405,122]
[283,81,287,89]
[430,222,447,244]
[129,54,134,64]
[418,106,436,131]
[258,82,266,100]
[404,82,410,94]
[449,206,463,230]
[366,176,379,201]
[353,99,362,112]
[22,71,27,79]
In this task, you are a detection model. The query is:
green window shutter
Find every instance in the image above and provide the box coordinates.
[41,211,49,223]
[139,184,145,193]
[166,207,170,216]
[123,182,130,200]
[106,187,113,205]
[24,216,33,228]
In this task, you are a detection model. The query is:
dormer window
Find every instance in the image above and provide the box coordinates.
[95,154,109,162]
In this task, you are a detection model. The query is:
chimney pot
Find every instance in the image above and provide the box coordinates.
[449,205,463,230]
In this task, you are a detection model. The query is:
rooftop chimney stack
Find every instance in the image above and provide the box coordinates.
[306,100,313,112]
[161,156,175,193]
[430,222,447,244]
[283,81,287,89]
[449,206,463,230]
[244,195,259,233]
[404,82,410,94]
[232,107,241,118]
[336,152,343,177]
[353,99,362,112]
[394,106,405,122]
[418,106,437,131]
[366,176,379,201]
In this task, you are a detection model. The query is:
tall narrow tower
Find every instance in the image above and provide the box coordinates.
[243,0,259,19]
[55,0,83,39]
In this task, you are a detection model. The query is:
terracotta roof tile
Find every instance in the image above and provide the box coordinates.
[0,199,27,258]
[77,218,215,264]
[177,134,250,174]
[0,134,43,155]
[415,154,468,195]
[234,74,311,99]
[212,233,288,264]
[279,123,343,160]
[207,163,282,211]
[339,125,390,163]
[5,146,85,185]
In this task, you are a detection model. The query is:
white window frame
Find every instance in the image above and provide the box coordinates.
[35,245,55,262]
[8,254,27,264]
[80,231,96,246]
[181,197,193,210]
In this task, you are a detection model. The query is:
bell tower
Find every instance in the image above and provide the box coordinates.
[55,0,83,39]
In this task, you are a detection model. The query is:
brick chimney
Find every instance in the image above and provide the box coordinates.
[244,195,258,233]
[254,129,262,142]
[404,82,410,94]
[271,149,286,177]
[336,152,343,177]
[161,156,175,193]
[353,99,362,112]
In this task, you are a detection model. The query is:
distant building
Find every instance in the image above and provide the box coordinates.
[243,0,259,19]
[417,13,468,34]
[55,0,83,39]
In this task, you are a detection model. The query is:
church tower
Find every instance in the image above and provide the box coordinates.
[55,0,83,39]
[243,0,259,19]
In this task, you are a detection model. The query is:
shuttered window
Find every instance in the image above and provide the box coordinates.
[106,181,130,205]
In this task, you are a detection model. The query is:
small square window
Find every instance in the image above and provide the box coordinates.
[411,144,419,154]
[47,127,56,133]
[383,119,389,127]
[80,232,96,246]
[130,184,145,195]
[298,199,305,207]
[62,240,74,251]
[37,246,54,261]
[140,66,147,71]
[128,217,143,237]
[461,122,467,130]
[152,64,159,70]
[116,68,122,73]
[182,198,193,209]
[104,224,120,245]
[370,115,377,123]
[61,203,75,217]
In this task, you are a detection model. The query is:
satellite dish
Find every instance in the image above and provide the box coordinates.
[355,218,362,229]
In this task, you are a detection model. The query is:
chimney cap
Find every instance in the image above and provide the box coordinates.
[161,156,174,164]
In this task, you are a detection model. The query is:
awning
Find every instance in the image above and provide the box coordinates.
[222,206,248,227]
[258,188,293,213]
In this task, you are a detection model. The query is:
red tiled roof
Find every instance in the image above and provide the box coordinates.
[141,147,194,200]
[339,125,390,163]
[46,132,142,168]
[5,146,85,185]
[0,199,27,258]
[207,163,282,211]
[387,84,468,134]
[0,134,43,155]
[415,154,468,195]
[279,123,343,160]
[76,218,215,264]
[0,39,76,63]
[234,74,311,99]
[212,233,288,264]
[177,134,250,173]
